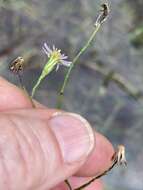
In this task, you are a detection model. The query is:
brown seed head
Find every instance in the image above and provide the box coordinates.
[95,3,110,26]
[112,144,127,166]
[10,57,24,74]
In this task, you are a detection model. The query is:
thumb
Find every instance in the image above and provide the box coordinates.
[0,112,95,190]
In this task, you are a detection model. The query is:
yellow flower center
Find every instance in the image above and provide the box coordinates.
[51,50,61,61]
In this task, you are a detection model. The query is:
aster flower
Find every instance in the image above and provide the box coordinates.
[31,43,72,97]
[42,43,72,71]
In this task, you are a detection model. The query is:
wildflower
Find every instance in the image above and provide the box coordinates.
[42,43,72,71]
[31,43,72,97]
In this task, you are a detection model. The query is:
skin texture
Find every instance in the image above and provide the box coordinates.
[0,77,114,190]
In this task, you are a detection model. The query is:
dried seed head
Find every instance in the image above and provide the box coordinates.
[112,145,127,166]
[10,57,24,74]
[95,3,110,26]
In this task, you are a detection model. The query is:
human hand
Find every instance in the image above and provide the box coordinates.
[0,77,114,190]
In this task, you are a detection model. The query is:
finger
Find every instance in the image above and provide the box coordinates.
[0,112,95,189]
[51,177,103,190]
[3,109,114,177]
[0,77,33,110]
[3,108,114,179]
[0,77,48,110]
[76,132,114,177]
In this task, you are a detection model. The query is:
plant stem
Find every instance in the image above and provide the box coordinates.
[57,23,101,108]
[31,75,44,98]
[65,179,72,190]
[73,144,127,190]
[17,73,36,108]
[31,58,58,98]
[74,160,117,190]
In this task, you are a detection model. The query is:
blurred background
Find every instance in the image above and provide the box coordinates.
[0,0,143,189]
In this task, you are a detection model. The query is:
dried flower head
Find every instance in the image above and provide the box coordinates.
[10,56,24,74]
[95,3,110,26]
[42,43,72,71]
[112,144,127,165]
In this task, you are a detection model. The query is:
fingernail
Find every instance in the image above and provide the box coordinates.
[49,112,95,163]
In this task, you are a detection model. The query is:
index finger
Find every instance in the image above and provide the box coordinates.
[0,77,33,110]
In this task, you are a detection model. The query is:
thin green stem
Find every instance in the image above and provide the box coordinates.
[31,59,57,98]
[57,23,101,108]
[31,75,44,98]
